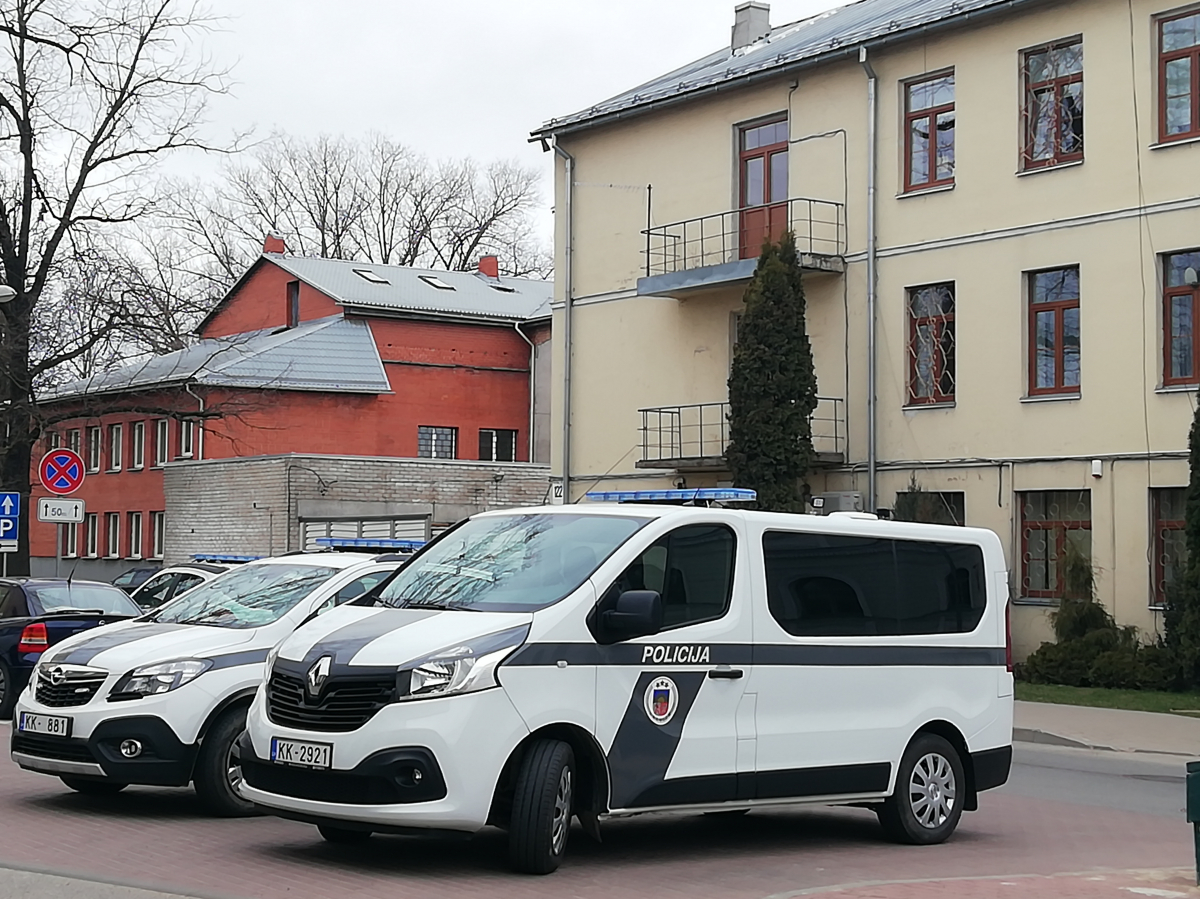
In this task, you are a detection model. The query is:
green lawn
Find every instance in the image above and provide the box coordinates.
[1016,681,1200,715]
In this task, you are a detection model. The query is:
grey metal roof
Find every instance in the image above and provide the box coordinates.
[535,0,1035,136]
[270,257,553,323]
[42,316,392,401]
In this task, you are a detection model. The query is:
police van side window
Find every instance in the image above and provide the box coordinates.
[599,524,736,632]
[762,531,986,636]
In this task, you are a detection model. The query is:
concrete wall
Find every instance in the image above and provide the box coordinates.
[162,453,552,564]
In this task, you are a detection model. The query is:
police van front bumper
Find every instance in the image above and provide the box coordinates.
[240,684,530,833]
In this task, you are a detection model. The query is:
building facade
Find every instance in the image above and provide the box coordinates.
[32,245,552,578]
[534,0,1200,657]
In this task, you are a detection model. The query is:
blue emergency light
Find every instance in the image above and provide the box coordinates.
[314,537,427,551]
[191,553,263,563]
[583,488,757,504]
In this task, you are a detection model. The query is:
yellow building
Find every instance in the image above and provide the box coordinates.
[532,0,1200,657]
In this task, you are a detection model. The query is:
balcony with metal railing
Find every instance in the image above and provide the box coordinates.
[638,197,846,299]
[636,398,846,472]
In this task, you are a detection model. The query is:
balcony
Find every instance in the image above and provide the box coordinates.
[638,197,846,300]
[637,398,846,472]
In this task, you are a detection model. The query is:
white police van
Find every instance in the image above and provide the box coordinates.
[240,490,1013,873]
[11,550,405,814]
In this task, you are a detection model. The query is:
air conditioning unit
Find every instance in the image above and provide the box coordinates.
[810,491,865,515]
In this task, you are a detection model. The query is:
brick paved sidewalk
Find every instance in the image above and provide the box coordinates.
[776,868,1200,898]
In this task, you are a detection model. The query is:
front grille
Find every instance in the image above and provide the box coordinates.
[243,757,405,804]
[11,733,96,763]
[35,669,106,708]
[266,672,395,732]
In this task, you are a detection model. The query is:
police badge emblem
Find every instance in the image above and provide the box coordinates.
[643,676,678,726]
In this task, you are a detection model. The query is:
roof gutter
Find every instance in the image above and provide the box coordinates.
[531,0,1043,142]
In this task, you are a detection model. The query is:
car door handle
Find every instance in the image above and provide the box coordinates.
[707,666,744,680]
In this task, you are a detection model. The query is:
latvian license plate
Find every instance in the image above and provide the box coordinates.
[271,737,332,769]
[17,712,71,737]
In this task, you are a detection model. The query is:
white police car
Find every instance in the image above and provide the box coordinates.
[11,552,403,814]
[240,490,1013,873]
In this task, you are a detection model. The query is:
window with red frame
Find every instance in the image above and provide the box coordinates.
[738,118,789,259]
[907,283,956,405]
[1160,9,1200,142]
[904,73,955,192]
[1022,39,1083,169]
[1019,490,1091,601]
[1164,249,1200,385]
[1028,267,1081,395]
[1152,487,1187,608]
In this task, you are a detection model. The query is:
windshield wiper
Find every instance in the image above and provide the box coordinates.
[174,607,236,626]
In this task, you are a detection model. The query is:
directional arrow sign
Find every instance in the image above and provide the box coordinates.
[38,497,84,524]
[0,493,19,517]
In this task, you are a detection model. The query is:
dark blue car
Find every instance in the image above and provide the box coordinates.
[0,579,141,718]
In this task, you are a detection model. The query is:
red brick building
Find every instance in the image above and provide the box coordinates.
[31,243,551,578]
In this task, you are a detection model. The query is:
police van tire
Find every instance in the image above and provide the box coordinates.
[60,777,127,795]
[318,824,372,845]
[877,733,965,845]
[194,707,258,818]
[508,739,575,874]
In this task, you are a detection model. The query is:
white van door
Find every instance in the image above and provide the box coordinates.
[593,522,754,811]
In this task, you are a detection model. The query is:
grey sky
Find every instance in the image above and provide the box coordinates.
[199,0,846,241]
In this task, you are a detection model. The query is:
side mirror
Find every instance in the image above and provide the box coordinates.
[601,590,663,641]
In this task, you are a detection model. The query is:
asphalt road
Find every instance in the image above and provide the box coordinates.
[0,726,1192,899]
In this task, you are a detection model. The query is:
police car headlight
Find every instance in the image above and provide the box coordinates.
[264,643,281,673]
[398,625,529,701]
[111,659,213,697]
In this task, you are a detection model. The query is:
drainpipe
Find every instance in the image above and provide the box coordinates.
[553,142,575,501]
[185,382,204,461]
[512,321,536,462]
[858,46,878,513]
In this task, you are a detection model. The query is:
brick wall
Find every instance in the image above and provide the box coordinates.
[162,454,552,564]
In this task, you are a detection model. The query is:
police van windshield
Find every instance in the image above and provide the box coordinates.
[369,513,647,612]
[145,563,338,628]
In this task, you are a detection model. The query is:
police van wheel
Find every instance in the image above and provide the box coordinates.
[318,824,372,845]
[60,776,127,795]
[508,739,575,874]
[194,707,259,818]
[877,733,964,845]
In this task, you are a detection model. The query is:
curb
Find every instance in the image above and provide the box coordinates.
[1013,726,1195,758]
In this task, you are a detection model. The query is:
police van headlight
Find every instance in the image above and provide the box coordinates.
[397,625,529,702]
[111,659,213,698]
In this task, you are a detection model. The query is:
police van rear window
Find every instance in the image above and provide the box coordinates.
[371,513,648,612]
[763,531,987,636]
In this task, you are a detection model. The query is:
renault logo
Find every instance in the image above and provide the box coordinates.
[49,667,66,686]
[306,656,332,698]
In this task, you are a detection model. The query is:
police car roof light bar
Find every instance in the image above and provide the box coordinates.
[191,553,263,563]
[313,537,427,551]
[583,487,757,505]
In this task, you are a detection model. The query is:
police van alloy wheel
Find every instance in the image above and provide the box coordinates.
[318,824,372,845]
[508,739,575,874]
[877,733,964,845]
[60,776,127,795]
[194,707,258,817]
[0,660,13,720]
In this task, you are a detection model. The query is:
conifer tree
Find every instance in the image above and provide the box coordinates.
[726,232,819,512]
[1164,401,1200,684]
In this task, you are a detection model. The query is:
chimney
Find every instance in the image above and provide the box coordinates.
[263,230,287,255]
[477,255,500,279]
[731,1,770,52]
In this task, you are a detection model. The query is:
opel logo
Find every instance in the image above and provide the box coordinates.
[306,655,332,698]
[49,667,66,686]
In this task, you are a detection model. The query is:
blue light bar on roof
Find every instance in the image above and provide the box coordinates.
[584,488,757,503]
[191,553,263,563]
[314,537,427,551]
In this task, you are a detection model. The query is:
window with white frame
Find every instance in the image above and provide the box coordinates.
[86,427,101,473]
[108,424,123,471]
[478,428,517,462]
[179,419,194,459]
[48,431,61,449]
[131,421,145,470]
[151,512,165,559]
[84,513,98,558]
[127,512,143,559]
[67,429,81,453]
[417,426,457,459]
[154,420,168,466]
[62,522,78,559]
[105,513,120,558]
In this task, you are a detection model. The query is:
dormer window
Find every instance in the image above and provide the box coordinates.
[354,269,390,284]
[418,275,456,291]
